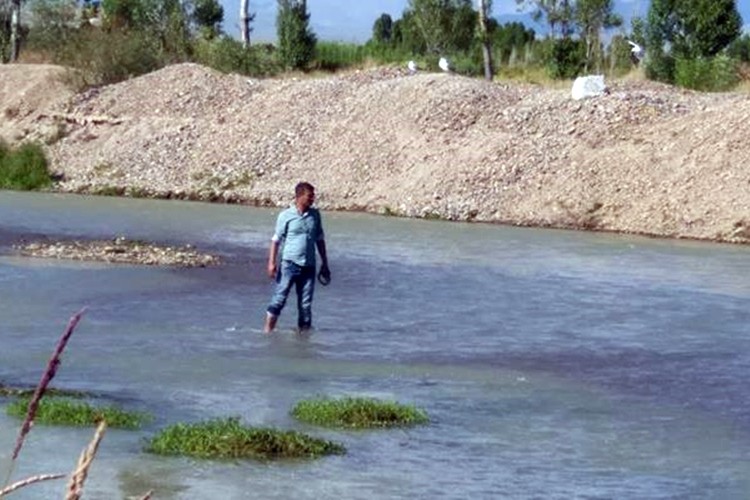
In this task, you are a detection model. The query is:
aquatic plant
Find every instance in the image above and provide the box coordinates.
[291,397,429,429]
[145,417,346,460]
[6,397,149,429]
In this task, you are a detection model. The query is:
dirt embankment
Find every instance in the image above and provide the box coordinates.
[1,63,749,244]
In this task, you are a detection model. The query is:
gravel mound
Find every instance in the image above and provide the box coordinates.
[2,63,749,244]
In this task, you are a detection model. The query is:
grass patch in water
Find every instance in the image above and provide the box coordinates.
[145,417,346,460]
[291,397,429,429]
[6,397,149,429]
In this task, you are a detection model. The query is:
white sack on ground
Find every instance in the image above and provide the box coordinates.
[571,75,607,100]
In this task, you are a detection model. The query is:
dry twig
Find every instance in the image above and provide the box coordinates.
[11,309,86,461]
[65,421,106,500]
[0,474,65,497]
[4,309,86,489]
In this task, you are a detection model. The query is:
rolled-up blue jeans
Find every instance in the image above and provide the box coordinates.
[267,260,316,329]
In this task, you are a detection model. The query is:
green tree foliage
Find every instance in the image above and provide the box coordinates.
[674,53,739,91]
[192,0,224,39]
[646,0,742,83]
[194,37,280,76]
[25,0,80,60]
[608,34,634,73]
[372,12,392,44]
[406,0,476,54]
[276,0,316,70]
[629,15,646,47]
[392,10,426,54]
[101,0,191,59]
[728,33,750,62]
[543,36,584,78]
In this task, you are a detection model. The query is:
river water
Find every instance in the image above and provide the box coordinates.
[0,191,748,499]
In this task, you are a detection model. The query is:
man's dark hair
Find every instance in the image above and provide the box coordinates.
[295,182,315,197]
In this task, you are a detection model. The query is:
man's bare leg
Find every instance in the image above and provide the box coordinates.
[263,312,278,334]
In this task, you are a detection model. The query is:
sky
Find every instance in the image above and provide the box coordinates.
[221,0,750,44]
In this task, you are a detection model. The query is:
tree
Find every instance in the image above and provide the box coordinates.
[26,0,79,58]
[240,0,255,47]
[193,0,224,39]
[1,0,12,62]
[276,0,315,70]
[575,0,621,72]
[516,0,574,38]
[406,0,476,54]
[490,20,535,63]
[8,0,20,61]
[372,13,392,44]
[477,0,493,80]
[728,33,750,62]
[392,10,426,54]
[646,0,742,82]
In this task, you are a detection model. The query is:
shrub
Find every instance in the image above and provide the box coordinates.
[291,397,429,429]
[314,41,365,71]
[543,37,585,79]
[55,28,165,86]
[674,54,739,91]
[145,417,345,459]
[6,397,149,429]
[193,37,281,76]
[0,141,52,190]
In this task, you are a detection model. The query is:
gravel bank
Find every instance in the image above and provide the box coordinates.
[2,63,749,244]
[14,237,220,267]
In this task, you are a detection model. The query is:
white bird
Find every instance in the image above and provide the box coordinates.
[627,40,644,63]
[407,60,418,75]
[438,57,451,73]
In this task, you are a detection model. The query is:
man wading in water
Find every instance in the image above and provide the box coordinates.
[264,182,331,334]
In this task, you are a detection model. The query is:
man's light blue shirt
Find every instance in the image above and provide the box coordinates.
[272,205,324,267]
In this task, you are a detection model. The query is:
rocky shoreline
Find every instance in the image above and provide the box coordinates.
[14,237,220,267]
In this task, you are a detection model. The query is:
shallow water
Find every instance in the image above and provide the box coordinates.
[0,191,749,499]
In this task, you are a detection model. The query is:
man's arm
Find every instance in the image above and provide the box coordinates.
[316,239,330,284]
[267,240,280,279]
[316,239,328,269]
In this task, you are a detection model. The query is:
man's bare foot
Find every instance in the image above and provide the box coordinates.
[263,313,278,334]
[296,327,312,338]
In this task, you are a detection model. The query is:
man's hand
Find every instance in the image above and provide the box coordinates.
[267,261,277,280]
[318,264,331,285]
